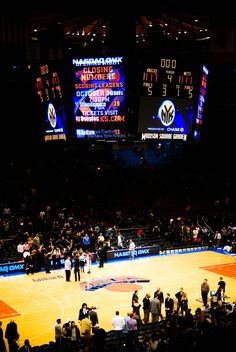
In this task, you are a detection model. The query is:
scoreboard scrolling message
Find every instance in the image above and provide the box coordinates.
[138,58,194,140]
[72,56,126,139]
[35,64,67,141]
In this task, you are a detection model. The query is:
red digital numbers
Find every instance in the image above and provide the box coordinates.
[36,67,62,103]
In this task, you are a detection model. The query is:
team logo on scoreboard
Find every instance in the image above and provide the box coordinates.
[47,103,57,128]
[157,100,175,126]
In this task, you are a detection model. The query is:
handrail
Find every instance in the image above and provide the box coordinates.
[197,220,214,234]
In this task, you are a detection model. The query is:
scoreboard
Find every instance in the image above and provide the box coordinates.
[193,65,209,140]
[35,64,67,142]
[138,57,195,140]
[72,56,126,140]
[141,58,193,99]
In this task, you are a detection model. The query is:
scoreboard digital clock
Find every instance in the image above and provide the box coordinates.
[138,58,195,141]
[141,58,194,99]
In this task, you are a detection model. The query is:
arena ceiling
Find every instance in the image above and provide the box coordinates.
[28,13,222,48]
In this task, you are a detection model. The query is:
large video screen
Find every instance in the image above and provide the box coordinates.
[72,56,126,139]
[138,97,194,140]
[35,64,67,142]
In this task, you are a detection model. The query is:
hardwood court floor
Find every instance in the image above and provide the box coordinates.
[0,249,236,350]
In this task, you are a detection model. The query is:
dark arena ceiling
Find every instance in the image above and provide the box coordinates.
[29,14,212,42]
[1,7,235,65]
[28,13,215,50]
[24,11,236,65]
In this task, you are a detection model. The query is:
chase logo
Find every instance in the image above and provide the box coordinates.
[158,100,175,126]
[80,275,150,291]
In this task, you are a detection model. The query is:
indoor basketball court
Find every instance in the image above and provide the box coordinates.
[0,249,236,349]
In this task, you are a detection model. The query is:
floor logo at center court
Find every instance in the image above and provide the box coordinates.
[80,275,150,291]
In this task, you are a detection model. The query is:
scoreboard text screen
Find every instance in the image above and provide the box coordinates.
[72,56,126,139]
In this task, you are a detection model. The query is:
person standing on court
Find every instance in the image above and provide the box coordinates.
[131,290,139,308]
[70,321,80,348]
[142,293,151,324]
[129,239,135,260]
[64,255,72,282]
[97,242,108,268]
[154,288,164,319]
[218,277,226,293]
[0,321,6,352]
[131,289,140,317]
[73,254,80,282]
[175,287,184,314]
[216,286,225,302]
[55,318,62,352]
[179,290,188,315]
[150,296,161,323]
[5,320,19,352]
[217,277,226,302]
[165,293,174,319]
[201,279,210,306]
[89,306,99,332]
[78,303,90,322]
[44,251,51,274]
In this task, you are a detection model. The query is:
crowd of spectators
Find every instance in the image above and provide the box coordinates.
[0,142,236,265]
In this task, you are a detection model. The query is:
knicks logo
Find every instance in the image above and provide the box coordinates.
[158,100,175,126]
[47,103,57,128]
[80,275,150,291]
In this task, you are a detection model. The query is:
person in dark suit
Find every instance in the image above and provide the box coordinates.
[201,278,210,306]
[73,254,80,282]
[19,339,32,352]
[0,321,7,352]
[44,252,51,274]
[218,277,226,293]
[132,290,139,308]
[97,242,108,268]
[70,321,80,349]
[89,306,99,332]
[175,287,184,314]
[142,293,151,324]
[165,293,174,319]
[78,303,90,322]
[5,320,19,352]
